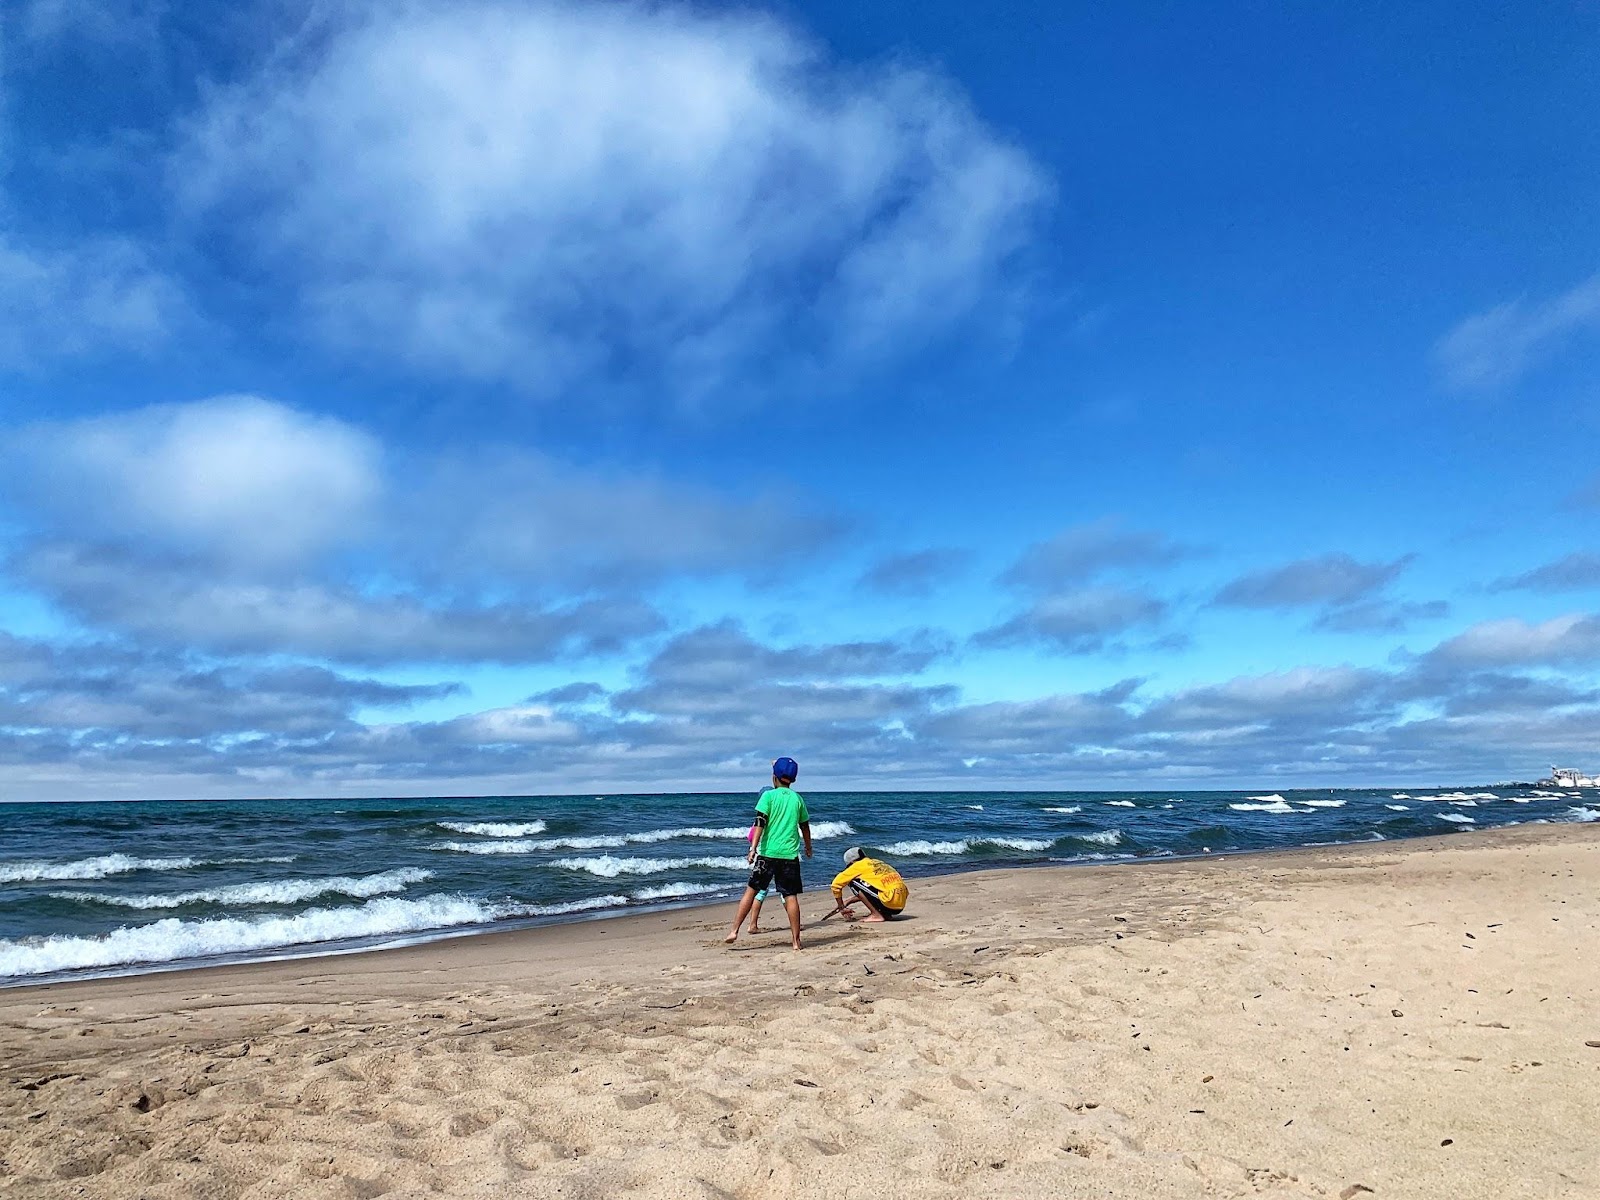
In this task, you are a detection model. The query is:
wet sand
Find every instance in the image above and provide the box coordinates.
[3,823,1598,1198]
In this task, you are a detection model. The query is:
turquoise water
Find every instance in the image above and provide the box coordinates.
[2,786,1593,984]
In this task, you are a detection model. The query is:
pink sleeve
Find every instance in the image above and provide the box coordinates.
[748,825,759,845]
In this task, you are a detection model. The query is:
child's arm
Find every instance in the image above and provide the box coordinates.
[748,813,768,863]
[800,820,812,859]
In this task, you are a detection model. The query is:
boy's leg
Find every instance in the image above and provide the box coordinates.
[850,881,890,923]
[748,889,768,932]
[783,894,803,950]
[724,886,760,943]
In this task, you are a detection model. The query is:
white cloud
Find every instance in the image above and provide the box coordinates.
[400,446,839,585]
[0,233,183,367]
[1425,614,1600,668]
[12,397,380,568]
[19,543,662,665]
[173,0,1048,397]
[1435,272,1600,390]
[975,585,1167,653]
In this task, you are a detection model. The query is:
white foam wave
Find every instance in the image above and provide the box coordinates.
[1436,813,1476,824]
[631,882,729,902]
[1105,800,1136,808]
[1427,792,1498,802]
[1299,799,1346,808]
[877,836,1053,856]
[549,855,749,878]
[0,854,199,883]
[1041,806,1082,814]
[1229,799,1295,814]
[0,854,298,884]
[1391,793,1412,800]
[964,804,984,811]
[433,820,852,857]
[1075,829,1124,846]
[1247,794,1287,803]
[1565,806,1600,823]
[436,820,547,837]
[1446,799,1480,807]
[1385,804,1411,811]
[51,868,433,911]
[1526,790,1567,798]
[0,895,495,979]
[529,895,625,916]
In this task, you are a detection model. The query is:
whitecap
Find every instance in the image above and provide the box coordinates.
[1229,800,1295,814]
[1299,799,1346,808]
[1391,793,1413,800]
[548,855,749,878]
[1247,794,1288,803]
[433,824,759,855]
[1105,800,1136,808]
[52,868,433,911]
[1565,806,1600,823]
[1384,804,1410,811]
[632,882,728,902]
[1436,813,1476,824]
[1427,792,1498,802]
[1041,806,1082,814]
[435,820,547,838]
[964,805,985,811]
[877,836,1053,856]
[0,854,198,884]
[529,895,625,916]
[1075,829,1123,847]
[0,895,497,979]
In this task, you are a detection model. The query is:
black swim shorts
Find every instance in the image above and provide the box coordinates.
[848,877,902,918]
[747,856,803,898]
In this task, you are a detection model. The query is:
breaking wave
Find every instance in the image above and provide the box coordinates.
[0,854,293,884]
[1229,799,1295,814]
[877,836,1053,856]
[435,820,547,837]
[0,895,497,979]
[432,820,855,856]
[549,855,749,878]
[631,882,730,901]
[52,868,433,910]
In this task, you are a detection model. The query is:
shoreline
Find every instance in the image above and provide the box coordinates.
[4,821,1598,1198]
[3,818,1580,993]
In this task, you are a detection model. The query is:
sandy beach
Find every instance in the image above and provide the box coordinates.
[3,822,1597,1199]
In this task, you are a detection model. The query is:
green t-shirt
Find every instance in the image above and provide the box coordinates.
[755,786,809,860]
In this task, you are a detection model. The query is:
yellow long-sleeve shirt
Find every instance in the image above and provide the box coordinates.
[831,858,909,912]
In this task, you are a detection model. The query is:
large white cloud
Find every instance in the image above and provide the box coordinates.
[11,396,381,567]
[173,0,1048,395]
[1424,613,1600,668]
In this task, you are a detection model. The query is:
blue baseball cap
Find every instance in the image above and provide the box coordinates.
[772,756,799,781]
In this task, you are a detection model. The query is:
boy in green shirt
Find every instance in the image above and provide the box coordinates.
[724,756,813,950]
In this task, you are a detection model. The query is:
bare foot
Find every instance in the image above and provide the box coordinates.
[748,925,764,935]
[861,913,886,923]
[791,940,803,950]
[723,932,739,944]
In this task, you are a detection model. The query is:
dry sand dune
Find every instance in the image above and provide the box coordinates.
[3,823,1598,1198]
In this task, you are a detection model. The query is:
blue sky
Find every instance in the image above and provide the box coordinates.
[1,0,1597,800]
